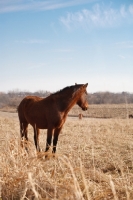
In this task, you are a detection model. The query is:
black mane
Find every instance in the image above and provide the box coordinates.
[52,84,83,95]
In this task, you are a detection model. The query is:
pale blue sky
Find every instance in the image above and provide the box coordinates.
[0,0,133,93]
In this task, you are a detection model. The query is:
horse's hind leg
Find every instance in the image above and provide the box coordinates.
[20,122,24,138]
[20,122,28,150]
[33,125,40,152]
[23,122,28,141]
[20,122,24,148]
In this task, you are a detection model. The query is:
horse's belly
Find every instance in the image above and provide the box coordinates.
[37,124,48,129]
[28,116,48,129]
[36,120,48,129]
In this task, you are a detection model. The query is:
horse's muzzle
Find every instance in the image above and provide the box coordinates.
[82,106,88,111]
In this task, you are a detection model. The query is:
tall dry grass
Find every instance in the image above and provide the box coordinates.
[0,112,133,199]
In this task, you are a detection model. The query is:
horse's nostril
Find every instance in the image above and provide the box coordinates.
[84,105,87,110]
[82,106,88,111]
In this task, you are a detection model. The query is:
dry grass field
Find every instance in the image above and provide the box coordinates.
[0,104,133,199]
[69,104,133,119]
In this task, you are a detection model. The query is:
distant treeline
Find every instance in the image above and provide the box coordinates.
[89,92,133,104]
[0,90,50,108]
[0,90,133,108]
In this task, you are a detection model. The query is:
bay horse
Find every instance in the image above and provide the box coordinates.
[18,83,88,154]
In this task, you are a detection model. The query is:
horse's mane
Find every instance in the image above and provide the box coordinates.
[52,85,75,95]
[52,84,85,96]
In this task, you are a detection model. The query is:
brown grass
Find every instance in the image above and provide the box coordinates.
[0,106,17,113]
[0,107,133,199]
[69,104,133,119]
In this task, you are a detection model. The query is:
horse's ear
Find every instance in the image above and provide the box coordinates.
[75,83,77,85]
[84,83,88,88]
[83,83,88,94]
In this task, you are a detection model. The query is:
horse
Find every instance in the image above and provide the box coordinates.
[17,83,88,154]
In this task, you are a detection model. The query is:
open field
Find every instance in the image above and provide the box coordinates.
[0,107,133,199]
[69,104,133,119]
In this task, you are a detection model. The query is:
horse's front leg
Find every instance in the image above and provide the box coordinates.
[45,127,54,152]
[53,127,62,154]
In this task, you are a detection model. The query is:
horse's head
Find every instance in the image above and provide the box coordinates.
[76,83,89,111]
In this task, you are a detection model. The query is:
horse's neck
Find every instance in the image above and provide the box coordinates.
[56,91,78,114]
